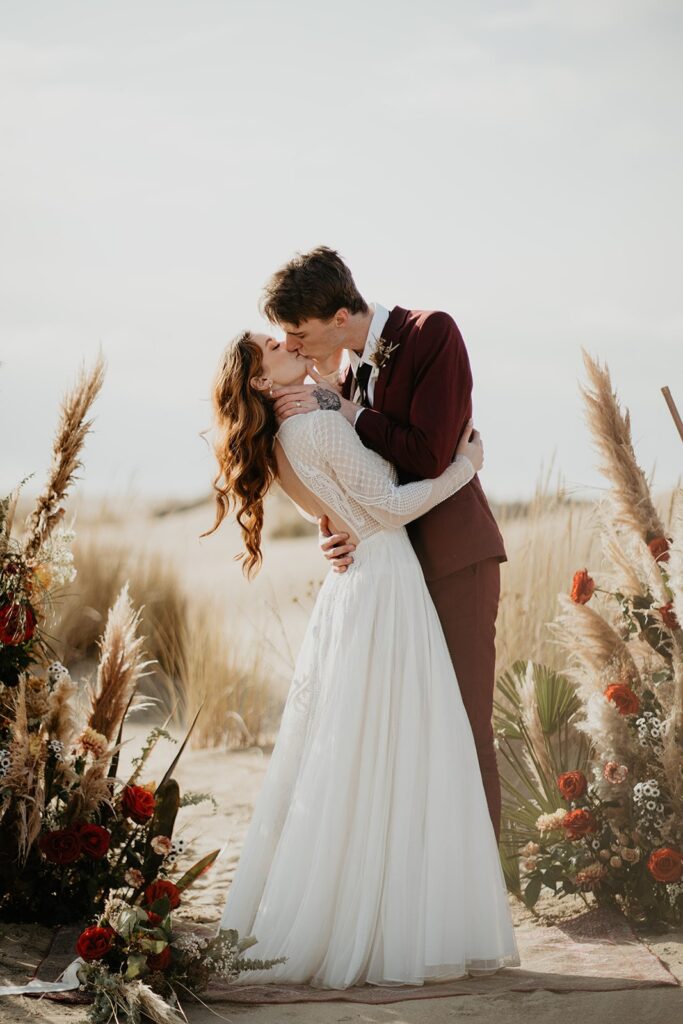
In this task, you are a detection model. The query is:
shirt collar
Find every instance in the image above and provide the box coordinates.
[348,302,390,372]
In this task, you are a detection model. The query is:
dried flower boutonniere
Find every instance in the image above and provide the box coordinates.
[369,336,399,373]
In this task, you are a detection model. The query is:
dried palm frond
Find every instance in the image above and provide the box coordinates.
[78,749,119,818]
[669,488,683,637]
[518,662,555,788]
[22,352,106,561]
[88,973,185,1024]
[1,681,30,804]
[581,351,665,545]
[1,681,47,860]
[660,646,683,823]
[573,691,638,773]
[88,582,153,742]
[44,673,80,746]
[0,477,31,557]
[132,981,186,1024]
[599,512,647,599]
[555,596,640,687]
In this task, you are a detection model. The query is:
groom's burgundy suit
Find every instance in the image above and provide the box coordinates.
[341,305,506,841]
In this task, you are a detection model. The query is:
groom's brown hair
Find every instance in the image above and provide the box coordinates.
[261,246,368,327]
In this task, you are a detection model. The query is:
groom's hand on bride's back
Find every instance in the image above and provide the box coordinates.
[319,514,356,573]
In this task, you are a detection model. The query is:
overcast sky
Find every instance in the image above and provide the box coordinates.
[1,0,681,505]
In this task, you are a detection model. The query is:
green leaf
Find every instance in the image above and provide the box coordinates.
[175,849,220,892]
[148,895,171,918]
[125,953,147,979]
[156,704,204,794]
[138,937,168,955]
[115,906,150,940]
[142,778,180,882]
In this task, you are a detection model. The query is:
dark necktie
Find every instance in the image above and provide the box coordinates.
[354,360,373,407]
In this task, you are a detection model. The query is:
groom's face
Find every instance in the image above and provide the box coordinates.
[280,314,345,362]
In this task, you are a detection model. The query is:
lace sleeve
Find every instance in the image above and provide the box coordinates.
[310,411,475,528]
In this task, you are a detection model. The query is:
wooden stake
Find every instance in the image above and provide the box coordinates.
[662,387,683,445]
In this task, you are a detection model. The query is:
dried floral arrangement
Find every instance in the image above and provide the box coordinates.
[73,885,284,1023]
[0,356,282,1016]
[497,353,682,927]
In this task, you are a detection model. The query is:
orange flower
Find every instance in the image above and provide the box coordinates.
[647,847,683,883]
[31,563,53,592]
[562,808,597,839]
[659,602,679,631]
[558,770,587,801]
[570,569,595,605]
[604,682,640,716]
[648,536,670,563]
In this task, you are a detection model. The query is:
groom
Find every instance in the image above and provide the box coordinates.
[264,247,507,842]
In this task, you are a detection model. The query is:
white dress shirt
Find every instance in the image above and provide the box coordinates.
[349,301,390,426]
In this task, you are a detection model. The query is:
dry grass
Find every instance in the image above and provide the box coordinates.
[174,602,281,748]
[496,476,599,674]
[50,536,188,698]
[47,532,280,748]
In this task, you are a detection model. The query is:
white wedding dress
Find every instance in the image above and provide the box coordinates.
[218,410,520,988]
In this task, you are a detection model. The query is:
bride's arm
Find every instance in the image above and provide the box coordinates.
[311,412,476,529]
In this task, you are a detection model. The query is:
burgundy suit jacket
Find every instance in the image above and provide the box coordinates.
[341,306,507,581]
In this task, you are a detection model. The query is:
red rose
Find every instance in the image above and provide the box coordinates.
[659,602,680,631]
[146,945,172,972]
[562,808,597,839]
[558,770,587,801]
[144,879,181,910]
[0,599,37,646]
[647,847,683,883]
[604,682,640,716]
[75,925,116,962]
[121,785,156,824]
[38,827,82,864]
[648,536,670,563]
[570,569,595,605]
[77,823,111,860]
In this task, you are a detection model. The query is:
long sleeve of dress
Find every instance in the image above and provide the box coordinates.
[310,411,474,529]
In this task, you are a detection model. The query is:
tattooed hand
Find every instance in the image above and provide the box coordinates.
[312,388,342,411]
[271,369,360,425]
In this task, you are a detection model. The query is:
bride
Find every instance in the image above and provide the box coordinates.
[201,330,521,989]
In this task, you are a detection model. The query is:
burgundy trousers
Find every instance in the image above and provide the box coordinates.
[426,557,502,843]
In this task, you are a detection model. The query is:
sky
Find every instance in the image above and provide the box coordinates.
[1,0,682,505]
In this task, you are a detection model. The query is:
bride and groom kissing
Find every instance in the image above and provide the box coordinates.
[202,246,520,988]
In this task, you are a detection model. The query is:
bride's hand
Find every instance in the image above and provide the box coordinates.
[455,418,484,472]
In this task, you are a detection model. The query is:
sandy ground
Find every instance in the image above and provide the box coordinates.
[1,723,682,1024]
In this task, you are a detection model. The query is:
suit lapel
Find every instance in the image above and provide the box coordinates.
[372,306,409,411]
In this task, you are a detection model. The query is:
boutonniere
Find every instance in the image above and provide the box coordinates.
[369,336,399,373]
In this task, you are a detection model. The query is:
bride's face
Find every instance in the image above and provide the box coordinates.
[253,333,309,386]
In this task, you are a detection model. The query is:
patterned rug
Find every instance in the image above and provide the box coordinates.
[29,905,679,1006]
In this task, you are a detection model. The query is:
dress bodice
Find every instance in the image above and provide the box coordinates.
[275,410,475,542]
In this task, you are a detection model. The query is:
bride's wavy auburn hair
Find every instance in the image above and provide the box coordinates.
[200,330,278,578]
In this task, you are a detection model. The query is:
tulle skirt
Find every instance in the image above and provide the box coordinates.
[218,527,520,988]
